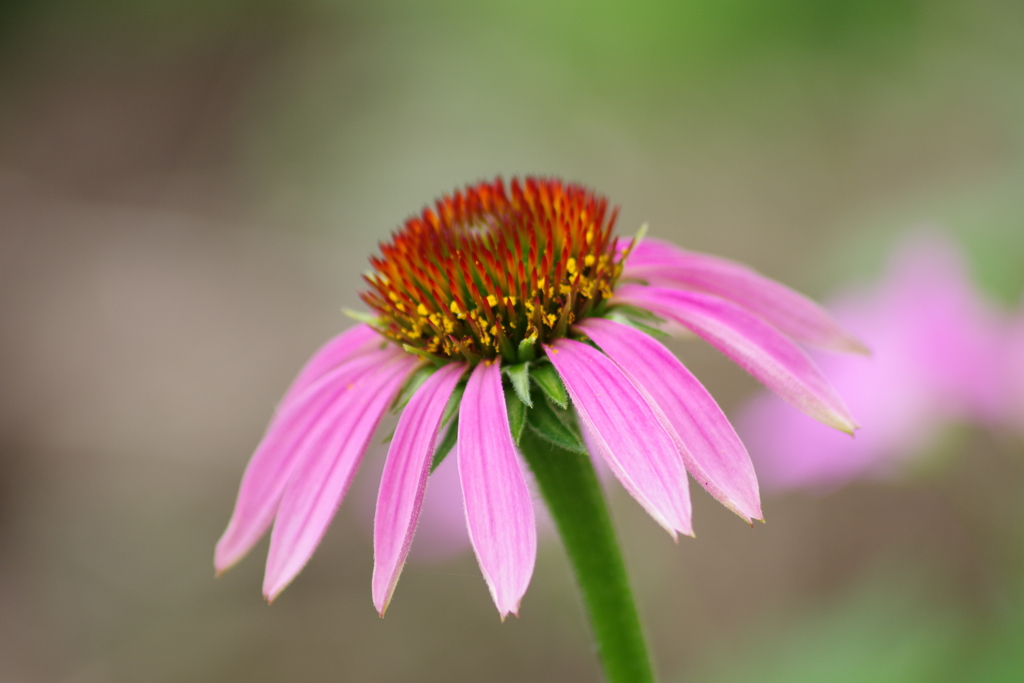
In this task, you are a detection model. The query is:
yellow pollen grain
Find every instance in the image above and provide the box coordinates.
[505,296,517,306]
[566,257,577,275]
[395,303,406,312]
[417,304,429,316]
[584,254,595,267]
[388,292,399,302]
[486,294,498,307]
[545,313,558,328]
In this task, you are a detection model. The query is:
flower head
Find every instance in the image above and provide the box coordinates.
[215,176,858,618]
[361,177,625,361]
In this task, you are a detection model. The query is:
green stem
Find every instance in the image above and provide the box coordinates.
[519,428,656,683]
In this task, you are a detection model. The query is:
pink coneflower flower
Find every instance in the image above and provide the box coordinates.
[740,233,1005,490]
[215,177,858,619]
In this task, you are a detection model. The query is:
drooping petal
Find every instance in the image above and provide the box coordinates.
[262,353,419,601]
[544,339,693,537]
[616,284,857,434]
[458,362,537,618]
[372,362,465,615]
[278,324,384,409]
[623,238,867,354]
[215,347,407,574]
[577,317,762,522]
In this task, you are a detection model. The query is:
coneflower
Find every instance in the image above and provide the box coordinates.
[215,176,860,682]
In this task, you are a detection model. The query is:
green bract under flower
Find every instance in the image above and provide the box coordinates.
[360,177,632,363]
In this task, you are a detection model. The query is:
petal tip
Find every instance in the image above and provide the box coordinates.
[497,600,522,621]
[845,337,872,356]
[262,575,291,604]
[213,536,244,576]
[372,579,397,617]
[821,410,858,436]
[213,548,242,578]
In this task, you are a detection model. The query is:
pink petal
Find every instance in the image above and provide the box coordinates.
[616,284,857,434]
[372,362,466,615]
[544,339,693,537]
[577,317,761,522]
[278,324,385,409]
[458,362,537,618]
[623,238,866,354]
[262,353,419,601]
[215,347,407,574]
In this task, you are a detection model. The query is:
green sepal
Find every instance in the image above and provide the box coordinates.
[502,362,533,407]
[380,427,395,444]
[505,385,527,445]
[517,337,538,362]
[392,365,436,412]
[531,363,569,409]
[430,416,458,472]
[341,307,382,326]
[610,304,665,325]
[401,344,448,366]
[632,221,648,246]
[527,397,586,454]
[606,311,670,340]
[441,382,465,428]
[429,382,466,472]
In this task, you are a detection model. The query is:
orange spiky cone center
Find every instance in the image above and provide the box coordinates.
[360,177,627,363]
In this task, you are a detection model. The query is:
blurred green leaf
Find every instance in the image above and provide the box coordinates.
[687,580,965,683]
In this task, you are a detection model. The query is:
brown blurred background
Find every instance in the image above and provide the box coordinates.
[2,1,1024,681]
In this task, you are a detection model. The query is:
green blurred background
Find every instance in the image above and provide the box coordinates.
[1,1,1023,681]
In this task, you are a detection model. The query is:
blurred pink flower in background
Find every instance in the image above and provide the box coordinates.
[740,232,1007,491]
[355,448,475,563]
[355,443,562,564]
[1006,307,1024,435]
